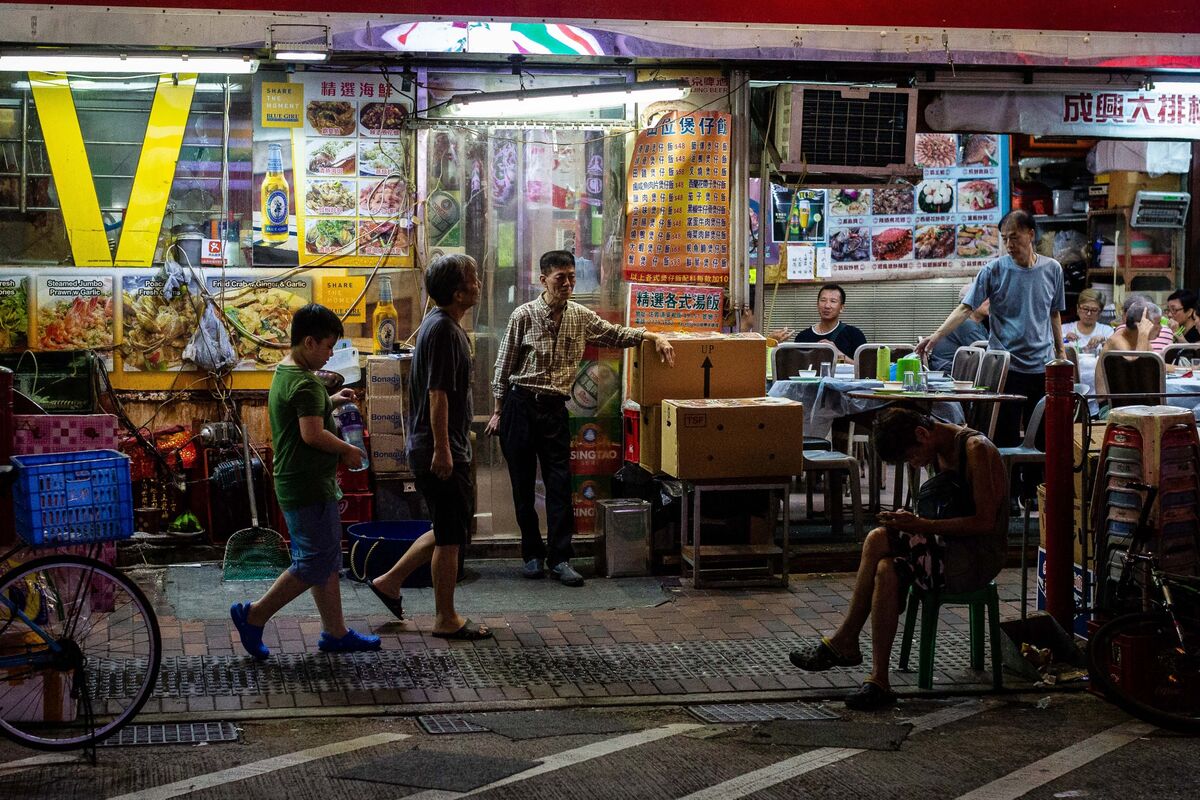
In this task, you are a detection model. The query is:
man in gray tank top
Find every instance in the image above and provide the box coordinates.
[788,408,1008,711]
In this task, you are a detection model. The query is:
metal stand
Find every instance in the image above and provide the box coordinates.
[679,478,791,589]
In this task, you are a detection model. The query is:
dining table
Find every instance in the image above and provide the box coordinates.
[767,377,969,442]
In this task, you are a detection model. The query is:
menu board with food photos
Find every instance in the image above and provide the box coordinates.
[768,134,1009,282]
[35,275,115,368]
[205,274,311,371]
[294,73,415,267]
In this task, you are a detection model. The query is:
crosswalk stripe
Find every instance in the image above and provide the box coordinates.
[104,732,410,800]
[401,723,704,800]
[676,699,996,800]
[951,721,1155,800]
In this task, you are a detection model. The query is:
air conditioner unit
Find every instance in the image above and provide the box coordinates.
[773,84,917,175]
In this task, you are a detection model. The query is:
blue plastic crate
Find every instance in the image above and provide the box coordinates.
[10,449,134,547]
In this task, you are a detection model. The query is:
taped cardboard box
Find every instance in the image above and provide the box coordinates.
[370,433,409,474]
[628,332,766,406]
[366,355,410,398]
[661,397,805,480]
[366,394,406,437]
[638,405,662,473]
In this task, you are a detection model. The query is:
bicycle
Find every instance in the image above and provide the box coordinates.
[0,451,161,752]
[1086,483,1200,734]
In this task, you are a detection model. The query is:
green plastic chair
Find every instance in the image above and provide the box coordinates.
[898,581,1003,690]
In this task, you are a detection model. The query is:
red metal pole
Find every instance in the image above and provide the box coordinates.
[1043,360,1075,629]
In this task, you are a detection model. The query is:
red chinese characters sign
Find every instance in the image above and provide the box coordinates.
[623,111,732,285]
[1062,90,1200,130]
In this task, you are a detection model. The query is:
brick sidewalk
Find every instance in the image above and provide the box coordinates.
[136,566,1041,717]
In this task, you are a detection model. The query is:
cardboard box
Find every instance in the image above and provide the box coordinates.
[1036,549,1093,637]
[628,333,766,406]
[638,405,662,473]
[366,355,410,397]
[661,397,805,480]
[570,416,622,477]
[370,433,409,474]
[366,394,406,437]
[1097,170,1181,208]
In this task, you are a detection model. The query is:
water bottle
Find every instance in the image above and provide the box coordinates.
[333,403,369,472]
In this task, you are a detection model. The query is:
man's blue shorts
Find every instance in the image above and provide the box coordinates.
[282,498,342,584]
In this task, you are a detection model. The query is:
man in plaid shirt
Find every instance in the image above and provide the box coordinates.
[487,250,675,586]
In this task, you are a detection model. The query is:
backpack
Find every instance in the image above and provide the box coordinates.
[915,431,977,520]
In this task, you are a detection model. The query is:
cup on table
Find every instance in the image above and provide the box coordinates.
[903,372,918,391]
[1191,358,1200,374]
[819,363,833,379]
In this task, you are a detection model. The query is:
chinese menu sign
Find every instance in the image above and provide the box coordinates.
[627,283,723,332]
[292,73,415,267]
[1061,90,1200,137]
[623,110,732,285]
[771,134,1009,283]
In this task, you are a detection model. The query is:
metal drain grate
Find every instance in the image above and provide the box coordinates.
[688,702,840,724]
[417,715,490,735]
[101,722,240,747]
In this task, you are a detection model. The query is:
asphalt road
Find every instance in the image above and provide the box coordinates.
[1,692,1196,800]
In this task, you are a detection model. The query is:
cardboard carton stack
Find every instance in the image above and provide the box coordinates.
[365,355,411,477]
[625,332,804,480]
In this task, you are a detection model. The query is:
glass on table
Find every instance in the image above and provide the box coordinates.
[903,371,918,392]
[819,362,833,379]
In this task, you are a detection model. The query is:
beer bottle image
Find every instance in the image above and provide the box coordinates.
[373,277,399,354]
[261,143,290,244]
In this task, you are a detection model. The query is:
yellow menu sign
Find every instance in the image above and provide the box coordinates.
[316,275,367,322]
[262,82,303,128]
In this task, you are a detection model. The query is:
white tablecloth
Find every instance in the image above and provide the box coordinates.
[767,378,966,439]
[1077,352,1200,419]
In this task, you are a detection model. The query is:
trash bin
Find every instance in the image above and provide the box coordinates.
[347,521,433,587]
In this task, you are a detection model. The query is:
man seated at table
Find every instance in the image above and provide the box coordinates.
[928,283,990,373]
[768,283,866,364]
[1112,294,1173,353]
[788,407,1008,711]
[1096,301,1162,396]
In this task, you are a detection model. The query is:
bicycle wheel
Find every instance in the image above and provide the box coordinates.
[1088,611,1200,734]
[0,555,161,750]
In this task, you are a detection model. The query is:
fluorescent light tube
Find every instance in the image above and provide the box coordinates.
[0,53,258,74]
[449,79,690,117]
[273,51,328,62]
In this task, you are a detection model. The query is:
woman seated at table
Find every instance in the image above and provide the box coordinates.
[1096,301,1162,395]
[1061,288,1113,355]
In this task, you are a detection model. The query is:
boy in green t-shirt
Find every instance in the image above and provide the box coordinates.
[230,303,379,659]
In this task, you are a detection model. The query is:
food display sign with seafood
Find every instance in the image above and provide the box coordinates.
[120,275,201,372]
[623,110,732,285]
[206,275,311,371]
[35,275,114,367]
[0,275,29,353]
[802,134,1009,281]
[292,72,415,267]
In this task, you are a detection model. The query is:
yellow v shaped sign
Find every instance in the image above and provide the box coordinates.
[30,72,198,267]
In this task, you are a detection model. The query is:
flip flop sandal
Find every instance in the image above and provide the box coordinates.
[789,637,864,671]
[368,579,405,620]
[844,679,897,711]
[431,619,493,641]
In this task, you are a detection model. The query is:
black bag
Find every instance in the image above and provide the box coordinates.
[915,432,976,521]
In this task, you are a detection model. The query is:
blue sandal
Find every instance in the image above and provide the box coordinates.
[318,628,381,653]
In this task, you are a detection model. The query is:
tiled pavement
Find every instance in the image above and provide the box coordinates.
[133,566,1043,717]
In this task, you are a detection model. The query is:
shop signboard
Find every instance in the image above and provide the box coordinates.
[765,134,1010,283]
[284,72,415,268]
[204,274,311,371]
[34,275,114,368]
[627,283,723,332]
[927,89,1200,140]
[119,274,201,372]
[622,110,732,285]
[261,82,304,128]
[0,275,29,353]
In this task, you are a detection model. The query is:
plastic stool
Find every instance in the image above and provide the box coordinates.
[898,580,1002,690]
